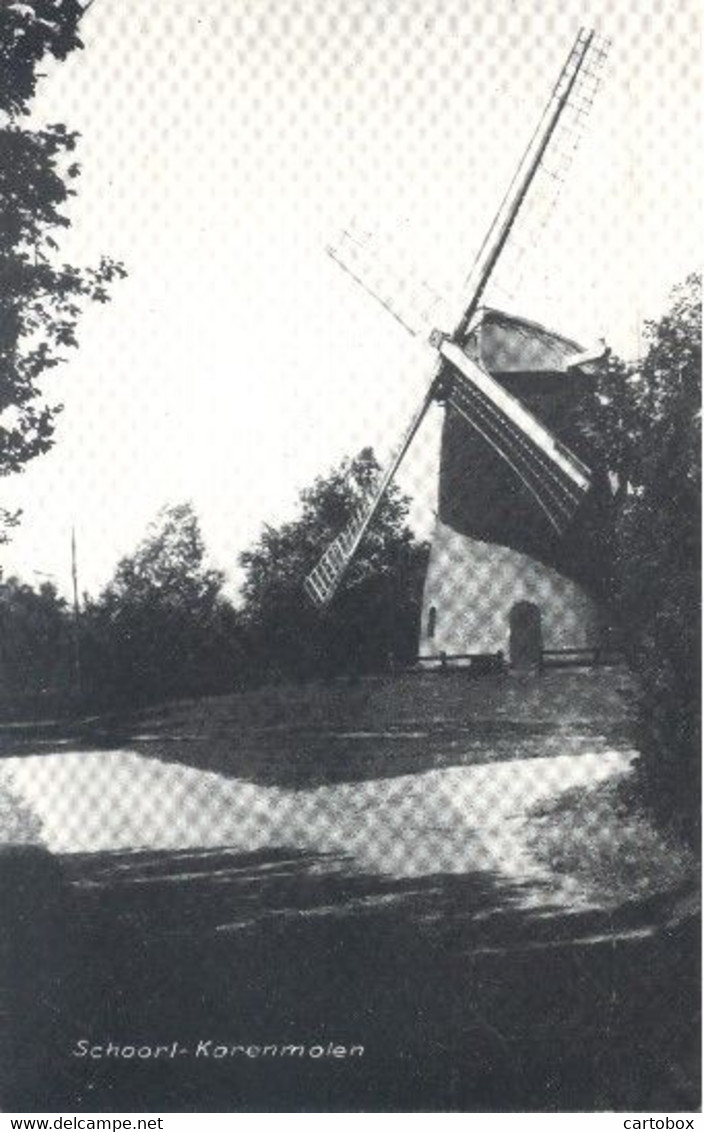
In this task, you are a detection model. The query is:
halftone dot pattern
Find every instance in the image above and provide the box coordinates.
[1,0,700,985]
[3,741,634,919]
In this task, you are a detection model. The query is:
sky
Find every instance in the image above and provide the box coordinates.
[1,0,700,599]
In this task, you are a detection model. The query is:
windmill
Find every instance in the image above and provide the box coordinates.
[304,28,612,667]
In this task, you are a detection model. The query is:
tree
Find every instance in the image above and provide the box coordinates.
[0,574,73,703]
[576,275,701,841]
[239,448,429,681]
[84,504,245,706]
[0,2,85,116]
[0,2,125,536]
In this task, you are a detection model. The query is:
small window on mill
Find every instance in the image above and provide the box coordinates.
[427,605,437,640]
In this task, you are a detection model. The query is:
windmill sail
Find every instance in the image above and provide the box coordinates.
[488,36,610,308]
[327,227,446,339]
[304,377,439,607]
[457,28,610,332]
[305,27,609,608]
[437,339,590,532]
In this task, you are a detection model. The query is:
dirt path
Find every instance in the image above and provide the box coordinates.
[2,743,632,915]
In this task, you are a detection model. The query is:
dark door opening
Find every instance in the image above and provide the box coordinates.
[509,601,543,669]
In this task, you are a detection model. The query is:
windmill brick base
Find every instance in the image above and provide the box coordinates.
[418,518,607,668]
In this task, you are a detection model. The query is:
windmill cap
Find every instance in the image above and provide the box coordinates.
[466,307,587,375]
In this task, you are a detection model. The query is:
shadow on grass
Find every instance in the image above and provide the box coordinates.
[1,843,699,1112]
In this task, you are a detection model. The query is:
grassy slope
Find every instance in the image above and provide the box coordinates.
[118,667,635,785]
[527,776,699,910]
[0,667,636,779]
[135,668,696,909]
[136,666,635,732]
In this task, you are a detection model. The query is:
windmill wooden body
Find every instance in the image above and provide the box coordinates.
[304,28,613,669]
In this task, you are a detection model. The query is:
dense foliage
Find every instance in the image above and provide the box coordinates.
[0,458,428,713]
[0,1,124,536]
[577,275,701,841]
[82,504,246,707]
[239,448,429,681]
[0,1,85,116]
[0,574,73,703]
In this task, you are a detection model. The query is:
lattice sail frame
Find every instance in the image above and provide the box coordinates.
[304,379,438,607]
[304,28,610,609]
[470,29,611,312]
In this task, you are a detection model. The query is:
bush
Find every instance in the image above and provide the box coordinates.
[578,276,701,844]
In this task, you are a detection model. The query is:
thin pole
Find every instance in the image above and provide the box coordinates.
[71,526,82,697]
